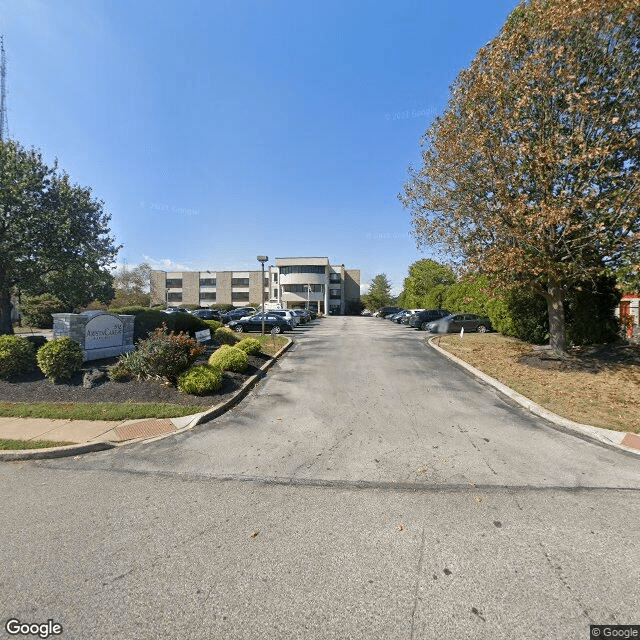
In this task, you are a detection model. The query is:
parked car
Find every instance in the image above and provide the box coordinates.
[401,309,424,325]
[425,313,492,334]
[291,309,310,324]
[221,308,257,324]
[408,309,451,330]
[393,310,416,324]
[163,307,189,314]
[264,308,299,327]
[228,313,293,334]
[375,306,403,318]
[190,308,220,320]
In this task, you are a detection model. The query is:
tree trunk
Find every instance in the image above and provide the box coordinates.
[543,281,565,352]
[0,287,14,335]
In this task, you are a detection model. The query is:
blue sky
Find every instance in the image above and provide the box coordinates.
[1,0,518,293]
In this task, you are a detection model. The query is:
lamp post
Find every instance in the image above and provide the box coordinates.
[257,255,268,335]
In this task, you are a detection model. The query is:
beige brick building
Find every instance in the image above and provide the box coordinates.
[150,257,361,315]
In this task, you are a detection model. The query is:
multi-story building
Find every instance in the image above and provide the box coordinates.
[150,257,361,315]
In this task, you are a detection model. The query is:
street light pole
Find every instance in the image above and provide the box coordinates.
[257,255,268,335]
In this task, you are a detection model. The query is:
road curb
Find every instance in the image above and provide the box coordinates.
[0,441,116,462]
[427,337,640,458]
[1,337,293,460]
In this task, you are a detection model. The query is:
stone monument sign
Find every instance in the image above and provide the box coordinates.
[52,311,135,361]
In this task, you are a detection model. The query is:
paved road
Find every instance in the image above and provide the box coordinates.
[2,317,639,639]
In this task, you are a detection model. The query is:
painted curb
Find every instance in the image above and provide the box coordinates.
[428,337,640,458]
[0,337,293,460]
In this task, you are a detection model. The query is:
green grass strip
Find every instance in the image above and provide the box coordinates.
[0,402,204,420]
[0,438,75,450]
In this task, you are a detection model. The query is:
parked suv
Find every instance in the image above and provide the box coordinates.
[268,309,299,327]
[408,309,451,330]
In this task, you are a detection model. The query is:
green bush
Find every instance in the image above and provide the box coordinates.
[36,337,84,382]
[135,328,206,383]
[20,293,66,328]
[109,350,148,381]
[208,344,249,373]
[236,337,261,355]
[0,335,36,379]
[23,335,48,351]
[214,326,239,345]
[177,364,224,395]
[203,320,223,333]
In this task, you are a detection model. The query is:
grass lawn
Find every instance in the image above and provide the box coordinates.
[433,333,640,434]
[0,438,74,450]
[0,402,205,420]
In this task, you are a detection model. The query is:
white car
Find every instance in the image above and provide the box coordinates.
[268,309,299,327]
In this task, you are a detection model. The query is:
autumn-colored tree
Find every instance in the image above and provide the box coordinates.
[400,0,640,351]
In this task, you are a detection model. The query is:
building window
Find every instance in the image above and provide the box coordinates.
[329,289,341,299]
[231,278,250,287]
[329,273,341,283]
[232,291,250,301]
[273,273,278,282]
[273,289,278,298]
[166,278,182,288]
[283,284,323,294]
[200,292,216,301]
[280,265,325,275]
[200,278,216,286]
[264,278,269,288]
[167,292,183,302]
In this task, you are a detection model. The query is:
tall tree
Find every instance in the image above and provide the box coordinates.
[0,139,120,334]
[111,262,152,307]
[400,0,640,351]
[362,273,394,311]
[400,259,456,308]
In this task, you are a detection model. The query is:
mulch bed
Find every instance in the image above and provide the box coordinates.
[0,343,271,407]
[517,342,640,373]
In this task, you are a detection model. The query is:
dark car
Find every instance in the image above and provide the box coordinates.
[376,306,403,318]
[291,309,311,324]
[221,308,256,324]
[163,307,189,314]
[425,313,492,334]
[409,309,451,330]
[228,313,293,334]
[190,308,220,320]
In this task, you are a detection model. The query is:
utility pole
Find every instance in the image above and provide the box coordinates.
[0,35,7,142]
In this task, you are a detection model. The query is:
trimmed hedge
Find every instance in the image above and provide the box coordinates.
[203,320,224,333]
[36,337,84,383]
[177,364,224,395]
[214,326,239,345]
[236,337,261,355]
[208,345,249,373]
[0,335,36,379]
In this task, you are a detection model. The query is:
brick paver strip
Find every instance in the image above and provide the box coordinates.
[114,419,177,442]
[621,432,640,451]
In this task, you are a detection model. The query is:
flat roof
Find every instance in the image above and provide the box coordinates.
[275,257,330,266]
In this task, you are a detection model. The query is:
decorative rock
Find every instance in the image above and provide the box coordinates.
[82,368,108,389]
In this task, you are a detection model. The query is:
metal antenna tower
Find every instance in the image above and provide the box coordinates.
[0,35,7,141]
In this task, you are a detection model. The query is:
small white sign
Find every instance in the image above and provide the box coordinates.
[195,329,211,343]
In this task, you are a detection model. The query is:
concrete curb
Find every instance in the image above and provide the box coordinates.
[0,441,116,462]
[0,337,293,460]
[427,337,640,458]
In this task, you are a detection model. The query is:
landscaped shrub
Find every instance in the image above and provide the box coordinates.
[109,350,148,381]
[236,337,261,355]
[208,344,249,373]
[203,320,223,333]
[177,364,224,395]
[23,335,48,351]
[0,335,36,379]
[36,337,84,382]
[135,327,206,383]
[164,313,208,336]
[214,326,239,345]
[20,294,66,328]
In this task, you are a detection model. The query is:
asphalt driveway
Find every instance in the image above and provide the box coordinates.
[3,316,639,640]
